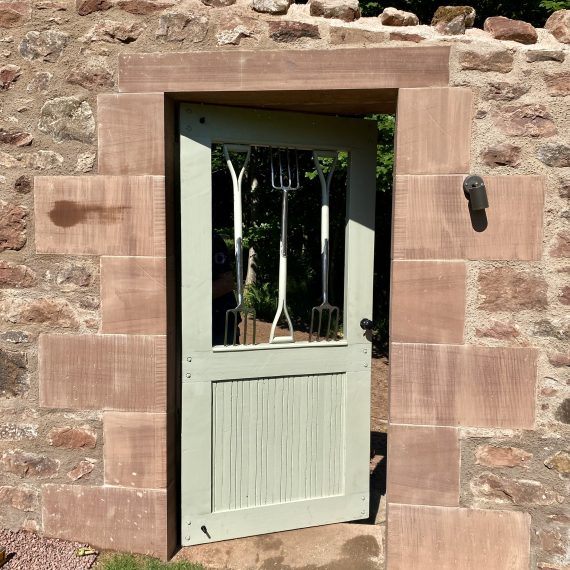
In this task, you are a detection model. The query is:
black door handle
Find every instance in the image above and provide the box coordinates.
[360,318,373,331]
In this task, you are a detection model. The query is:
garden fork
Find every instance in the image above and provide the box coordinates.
[310,150,340,342]
[269,148,301,344]
[223,144,256,346]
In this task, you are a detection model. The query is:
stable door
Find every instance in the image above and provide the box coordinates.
[180,104,377,545]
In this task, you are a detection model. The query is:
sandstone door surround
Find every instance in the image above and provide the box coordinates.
[35,47,544,567]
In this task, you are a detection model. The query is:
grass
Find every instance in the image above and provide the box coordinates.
[96,552,206,570]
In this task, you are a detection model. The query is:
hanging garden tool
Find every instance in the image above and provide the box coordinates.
[223,144,256,346]
[269,147,301,344]
[310,150,340,342]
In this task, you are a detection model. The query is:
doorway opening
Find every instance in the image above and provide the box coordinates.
[368,113,394,526]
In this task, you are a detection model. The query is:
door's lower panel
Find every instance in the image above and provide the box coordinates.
[186,492,368,545]
[212,374,346,512]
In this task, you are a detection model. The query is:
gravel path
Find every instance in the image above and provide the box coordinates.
[0,529,98,570]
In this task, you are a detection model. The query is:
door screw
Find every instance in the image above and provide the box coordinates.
[187,356,192,362]
[186,373,191,378]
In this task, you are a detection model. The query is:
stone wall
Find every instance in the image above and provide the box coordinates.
[0,0,568,567]
[454,15,569,570]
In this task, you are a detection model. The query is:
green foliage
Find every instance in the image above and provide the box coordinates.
[99,553,204,570]
[540,0,570,10]
[360,0,382,16]
[358,0,556,26]
[244,282,277,321]
[369,114,395,193]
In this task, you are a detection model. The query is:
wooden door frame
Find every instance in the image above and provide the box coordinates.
[38,46,539,567]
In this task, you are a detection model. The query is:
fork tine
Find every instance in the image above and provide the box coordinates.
[223,307,257,346]
[331,307,339,340]
[324,308,331,342]
[329,308,335,341]
[234,311,239,345]
[224,310,230,346]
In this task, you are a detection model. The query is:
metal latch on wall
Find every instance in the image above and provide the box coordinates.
[463,175,489,211]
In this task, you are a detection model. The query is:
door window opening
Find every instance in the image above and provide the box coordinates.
[211,144,348,347]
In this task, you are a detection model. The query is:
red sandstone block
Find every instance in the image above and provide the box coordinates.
[393,175,545,261]
[387,425,459,507]
[390,260,466,344]
[39,334,166,412]
[42,484,174,559]
[98,93,165,176]
[390,343,537,428]
[34,175,166,256]
[388,504,530,569]
[100,256,167,335]
[117,48,450,94]
[104,412,170,488]
[395,87,472,175]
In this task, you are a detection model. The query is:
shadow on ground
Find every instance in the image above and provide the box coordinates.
[368,431,387,527]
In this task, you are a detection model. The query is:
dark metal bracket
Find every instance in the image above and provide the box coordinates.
[463,175,489,211]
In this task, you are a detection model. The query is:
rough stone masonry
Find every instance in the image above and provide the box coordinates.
[0,1,569,568]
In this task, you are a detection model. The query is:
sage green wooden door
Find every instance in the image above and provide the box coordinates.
[180,104,377,545]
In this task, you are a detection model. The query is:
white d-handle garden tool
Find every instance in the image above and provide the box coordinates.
[310,150,340,342]
[269,148,301,344]
[223,144,256,346]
